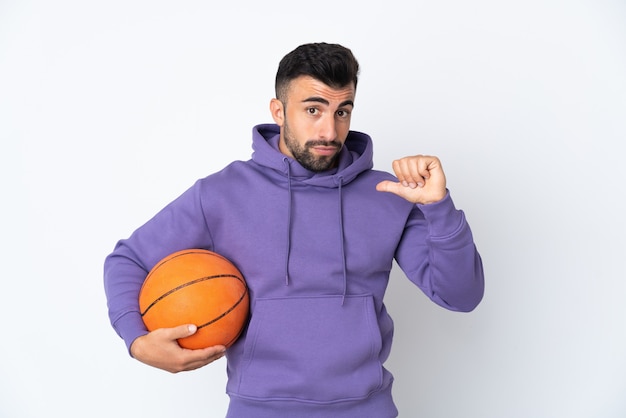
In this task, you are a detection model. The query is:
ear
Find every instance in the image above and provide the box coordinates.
[269,98,285,126]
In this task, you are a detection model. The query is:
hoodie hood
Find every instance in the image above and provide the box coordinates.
[251,123,374,187]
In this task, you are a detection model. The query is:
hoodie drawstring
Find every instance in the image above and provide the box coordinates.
[283,158,292,286]
[336,176,348,305]
[282,160,348,305]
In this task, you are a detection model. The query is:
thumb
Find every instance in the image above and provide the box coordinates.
[376,180,401,194]
[170,323,198,339]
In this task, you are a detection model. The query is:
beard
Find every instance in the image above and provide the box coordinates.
[283,120,343,172]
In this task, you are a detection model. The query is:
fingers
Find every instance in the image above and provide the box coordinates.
[391,155,438,189]
[168,324,227,372]
[179,344,227,372]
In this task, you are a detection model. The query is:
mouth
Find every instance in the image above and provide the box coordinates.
[307,141,341,156]
[311,145,339,156]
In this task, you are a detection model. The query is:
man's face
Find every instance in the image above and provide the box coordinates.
[271,76,355,172]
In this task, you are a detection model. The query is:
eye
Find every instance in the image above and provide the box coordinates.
[336,109,351,118]
[306,107,319,115]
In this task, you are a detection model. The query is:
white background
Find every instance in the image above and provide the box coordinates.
[1,1,625,417]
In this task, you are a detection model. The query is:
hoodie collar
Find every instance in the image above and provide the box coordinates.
[251,123,374,187]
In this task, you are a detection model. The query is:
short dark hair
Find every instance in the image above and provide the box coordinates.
[275,42,360,103]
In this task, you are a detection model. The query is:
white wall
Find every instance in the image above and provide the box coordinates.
[1,1,625,417]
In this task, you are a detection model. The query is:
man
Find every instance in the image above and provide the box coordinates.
[104,42,484,417]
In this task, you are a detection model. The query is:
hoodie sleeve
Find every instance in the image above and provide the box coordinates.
[395,191,484,312]
[103,180,214,354]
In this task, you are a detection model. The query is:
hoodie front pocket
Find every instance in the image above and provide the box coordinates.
[235,294,384,403]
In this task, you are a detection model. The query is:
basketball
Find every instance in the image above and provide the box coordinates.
[139,249,249,349]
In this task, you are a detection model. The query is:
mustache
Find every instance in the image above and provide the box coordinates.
[305,140,342,149]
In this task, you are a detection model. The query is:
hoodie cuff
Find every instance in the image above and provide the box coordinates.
[113,311,149,356]
[416,190,465,238]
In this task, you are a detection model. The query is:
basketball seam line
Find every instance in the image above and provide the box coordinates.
[140,274,246,316]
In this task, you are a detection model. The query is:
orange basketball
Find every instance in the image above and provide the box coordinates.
[139,249,249,349]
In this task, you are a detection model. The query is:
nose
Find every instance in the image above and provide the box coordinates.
[317,113,337,141]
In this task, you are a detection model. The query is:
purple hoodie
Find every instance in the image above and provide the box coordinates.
[104,123,484,417]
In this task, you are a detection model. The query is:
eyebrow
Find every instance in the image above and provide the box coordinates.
[302,96,354,108]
